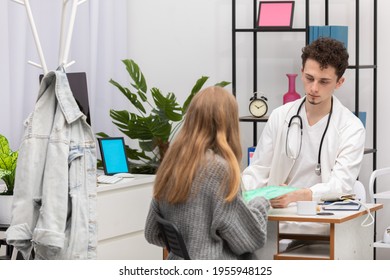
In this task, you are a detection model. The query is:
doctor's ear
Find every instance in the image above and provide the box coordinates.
[335,77,345,89]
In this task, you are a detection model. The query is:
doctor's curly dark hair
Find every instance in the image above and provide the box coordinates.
[301,37,349,81]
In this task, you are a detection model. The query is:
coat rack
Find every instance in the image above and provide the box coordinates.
[11,0,87,75]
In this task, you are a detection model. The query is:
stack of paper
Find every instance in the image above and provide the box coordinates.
[322,201,361,211]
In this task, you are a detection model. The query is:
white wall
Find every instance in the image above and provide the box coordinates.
[127,0,390,259]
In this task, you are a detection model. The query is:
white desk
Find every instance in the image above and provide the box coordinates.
[96,174,162,260]
[254,203,383,260]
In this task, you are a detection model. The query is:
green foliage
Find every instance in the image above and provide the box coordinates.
[0,134,18,195]
[97,59,230,174]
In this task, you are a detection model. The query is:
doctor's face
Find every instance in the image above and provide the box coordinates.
[301,59,344,106]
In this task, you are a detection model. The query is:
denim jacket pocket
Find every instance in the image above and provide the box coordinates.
[68,147,84,191]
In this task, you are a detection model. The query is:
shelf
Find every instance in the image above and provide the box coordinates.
[234,28,306,33]
[274,243,330,260]
[373,241,390,249]
[239,116,269,122]
[364,148,376,154]
[348,65,377,69]
[278,233,329,242]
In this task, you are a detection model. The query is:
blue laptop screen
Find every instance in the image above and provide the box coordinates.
[98,137,129,175]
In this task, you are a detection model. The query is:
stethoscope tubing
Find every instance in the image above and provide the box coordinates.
[286,97,333,176]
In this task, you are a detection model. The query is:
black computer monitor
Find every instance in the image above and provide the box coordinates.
[40,72,91,125]
[98,137,130,175]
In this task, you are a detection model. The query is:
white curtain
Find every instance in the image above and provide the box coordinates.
[0,0,129,150]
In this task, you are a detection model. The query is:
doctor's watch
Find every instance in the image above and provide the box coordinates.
[249,93,268,118]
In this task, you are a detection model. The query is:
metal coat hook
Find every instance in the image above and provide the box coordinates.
[12,0,49,74]
[11,0,88,74]
[60,0,87,67]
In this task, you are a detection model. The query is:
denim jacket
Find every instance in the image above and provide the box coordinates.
[6,70,97,259]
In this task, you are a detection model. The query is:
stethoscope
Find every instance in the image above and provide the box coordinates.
[285,97,333,176]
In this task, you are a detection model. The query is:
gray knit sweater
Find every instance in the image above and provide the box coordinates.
[144,152,270,260]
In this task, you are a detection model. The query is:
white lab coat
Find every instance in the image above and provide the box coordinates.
[242,96,366,202]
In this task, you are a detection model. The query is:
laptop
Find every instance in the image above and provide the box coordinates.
[98,137,130,175]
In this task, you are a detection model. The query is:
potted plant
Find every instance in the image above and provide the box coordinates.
[97,59,230,174]
[0,134,18,224]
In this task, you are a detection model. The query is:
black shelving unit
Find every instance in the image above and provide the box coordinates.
[232,0,377,160]
[232,0,378,257]
[233,0,310,147]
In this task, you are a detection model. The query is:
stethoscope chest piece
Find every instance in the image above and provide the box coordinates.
[315,164,321,176]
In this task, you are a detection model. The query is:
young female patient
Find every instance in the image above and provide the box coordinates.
[144,86,270,259]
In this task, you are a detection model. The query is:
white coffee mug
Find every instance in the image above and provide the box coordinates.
[297,201,317,216]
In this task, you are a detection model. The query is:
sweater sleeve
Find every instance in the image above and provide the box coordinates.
[144,198,165,248]
[214,195,270,255]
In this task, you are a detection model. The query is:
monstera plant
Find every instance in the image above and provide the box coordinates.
[97,59,230,174]
[0,134,18,195]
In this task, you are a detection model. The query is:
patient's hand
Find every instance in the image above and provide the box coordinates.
[270,188,312,208]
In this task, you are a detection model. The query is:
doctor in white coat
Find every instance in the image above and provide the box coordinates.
[242,37,365,208]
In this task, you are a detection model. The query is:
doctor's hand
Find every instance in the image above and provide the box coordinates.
[270,188,313,208]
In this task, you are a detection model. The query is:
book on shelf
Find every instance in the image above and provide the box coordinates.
[309,25,348,49]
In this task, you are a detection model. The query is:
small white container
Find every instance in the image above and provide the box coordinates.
[297,201,317,216]
[383,226,390,244]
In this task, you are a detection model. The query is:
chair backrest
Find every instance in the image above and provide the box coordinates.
[353,180,366,203]
[155,213,191,260]
[368,167,390,203]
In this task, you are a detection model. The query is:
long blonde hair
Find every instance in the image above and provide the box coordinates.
[153,86,242,203]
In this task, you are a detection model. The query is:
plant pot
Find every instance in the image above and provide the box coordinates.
[0,195,13,225]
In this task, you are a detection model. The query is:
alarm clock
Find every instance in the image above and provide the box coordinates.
[249,93,268,118]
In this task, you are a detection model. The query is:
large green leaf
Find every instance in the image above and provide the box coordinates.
[182,77,231,113]
[151,88,183,122]
[125,145,152,161]
[0,135,11,155]
[109,79,146,114]
[0,134,18,194]
[127,115,171,142]
[182,76,209,113]
[139,140,156,152]
[0,135,17,172]
[109,111,171,144]
[122,59,148,101]
[110,109,131,131]
[96,132,110,138]
[214,81,231,88]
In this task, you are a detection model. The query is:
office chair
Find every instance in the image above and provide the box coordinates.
[368,167,390,203]
[155,213,191,260]
[353,180,367,203]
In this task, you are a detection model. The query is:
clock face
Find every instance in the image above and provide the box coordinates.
[249,99,268,117]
